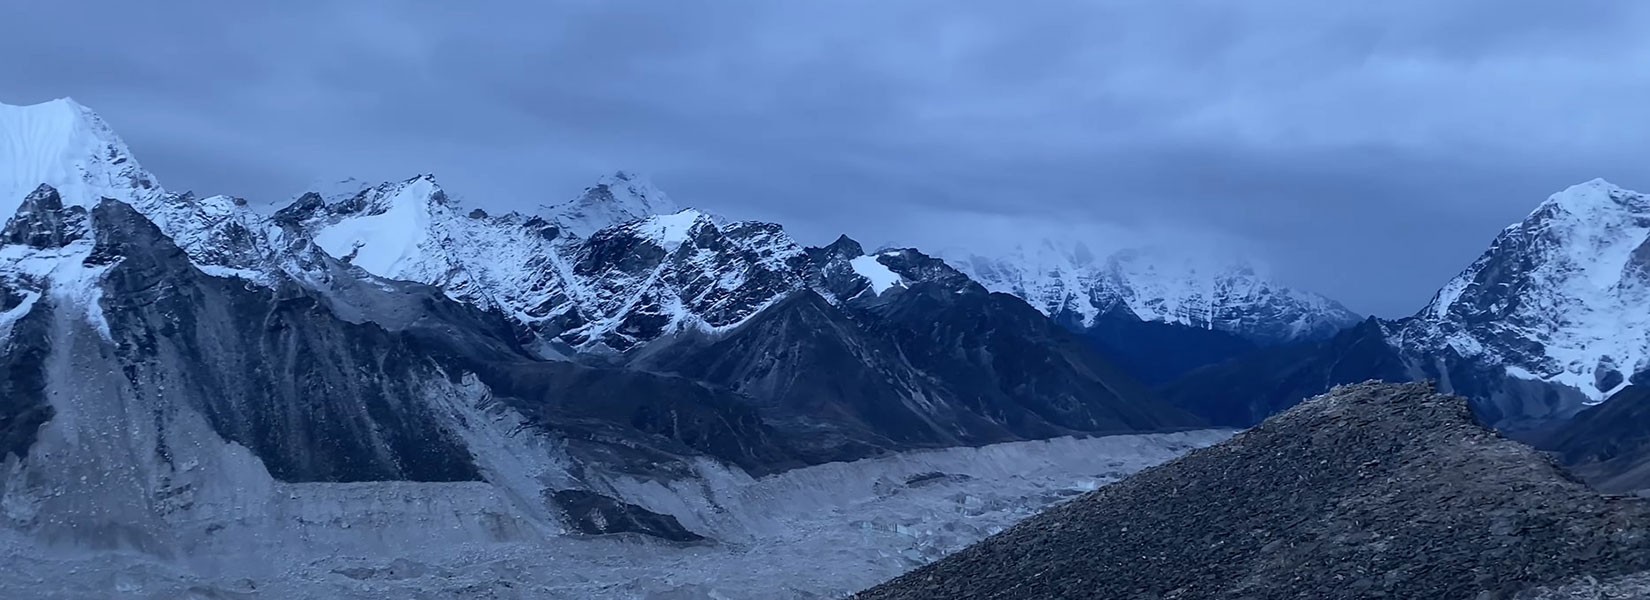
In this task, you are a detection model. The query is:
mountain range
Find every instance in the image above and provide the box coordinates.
[947,242,1363,382]
[0,97,1256,563]
[1167,179,1650,439]
[9,94,1650,598]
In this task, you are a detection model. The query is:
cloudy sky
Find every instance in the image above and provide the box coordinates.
[4,1,1648,316]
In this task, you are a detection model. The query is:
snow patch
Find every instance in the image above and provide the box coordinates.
[0,240,115,340]
[851,255,905,294]
[0,289,38,343]
[312,178,438,277]
[634,209,705,251]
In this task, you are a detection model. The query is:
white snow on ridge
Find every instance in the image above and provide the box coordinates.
[0,240,116,342]
[1411,178,1650,402]
[851,254,905,294]
[0,98,292,287]
[312,176,439,276]
[543,170,680,238]
[948,240,1362,343]
[0,97,161,214]
[633,209,708,251]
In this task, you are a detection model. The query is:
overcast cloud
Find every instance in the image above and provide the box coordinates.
[4,1,1649,316]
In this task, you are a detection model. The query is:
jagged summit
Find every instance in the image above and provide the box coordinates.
[821,234,865,257]
[0,97,161,215]
[543,170,680,238]
[1407,178,1650,404]
[2,184,87,249]
[0,99,284,281]
[1537,177,1640,212]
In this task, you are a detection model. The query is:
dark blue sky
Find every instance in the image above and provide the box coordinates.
[4,1,1648,316]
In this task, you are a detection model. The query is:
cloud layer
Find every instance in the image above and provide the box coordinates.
[4,0,1648,315]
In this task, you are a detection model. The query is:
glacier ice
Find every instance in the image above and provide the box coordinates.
[0,430,1228,599]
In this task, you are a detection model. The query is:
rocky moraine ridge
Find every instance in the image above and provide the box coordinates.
[859,382,1650,600]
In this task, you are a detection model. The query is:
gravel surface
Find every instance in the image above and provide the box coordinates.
[857,382,1650,600]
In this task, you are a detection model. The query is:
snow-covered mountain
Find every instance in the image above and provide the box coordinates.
[541,170,680,238]
[0,96,1215,597]
[1399,179,1650,403]
[943,241,1362,384]
[948,241,1363,346]
[0,98,160,216]
[1168,178,1650,430]
[0,98,280,280]
[272,172,898,357]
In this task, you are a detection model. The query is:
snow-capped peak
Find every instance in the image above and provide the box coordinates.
[1538,178,1636,209]
[947,241,1362,344]
[292,175,450,277]
[542,171,680,238]
[0,97,162,216]
[1408,178,1650,402]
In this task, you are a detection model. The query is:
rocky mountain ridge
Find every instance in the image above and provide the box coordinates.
[858,382,1650,600]
[0,95,1204,569]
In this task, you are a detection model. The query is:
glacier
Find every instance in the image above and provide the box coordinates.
[0,430,1227,599]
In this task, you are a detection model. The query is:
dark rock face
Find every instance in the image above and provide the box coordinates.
[629,246,1201,464]
[804,236,875,301]
[644,281,1202,465]
[1162,318,1411,426]
[1160,315,1593,433]
[2,185,87,248]
[0,296,53,461]
[1536,386,1650,493]
[549,490,705,542]
[873,248,980,293]
[640,291,950,463]
[1077,307,1259,385]
[863,282,1194,437]
[472,358,806,477]
[858,382,1650,600]
[0,285,20,312]
[90,199,483,483]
